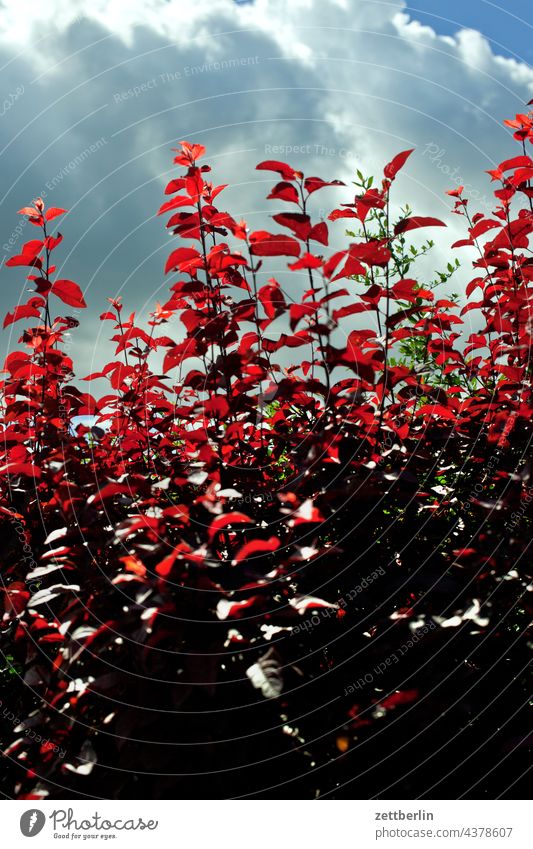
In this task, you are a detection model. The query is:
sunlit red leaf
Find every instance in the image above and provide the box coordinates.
[394,216,446,235]
[165,247,202,274]
[272,212,311,241]
[5,240,43,268]
[45,207,67,222]
[288,253,322,270]
[267,182,300,204]
[328,208,359,221]
[256,160,297,181]
[3,297,45,328]
[51,279,87,309]
[249,231,301,257]
[158,195,195,216]
[0,462,41,478]
[208,512,254,542]
[309,221,328,246]
[173,141,206,166]
[233,536,280,565]
[304,176,345,194]
[383,148,414,180]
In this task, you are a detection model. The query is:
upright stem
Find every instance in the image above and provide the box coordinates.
[301,188,330,398]
[377,193,391,441]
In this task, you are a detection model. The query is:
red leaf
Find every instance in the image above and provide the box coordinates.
[288,253,322,270]
[349,241,391,267]
[384,149,414,180]
[465,277,483,297]
[249,231,301,257]
[333,302,372,321]
[331,252,367,280]
[233,536,280,564]
[328,208,359,221]
[164,177,187,195]
[447,186,464,198]
[18,207,42,223]
[290,302,317,330]
[290,595,337,613]
[256,160,296,181]
[304,176,345,194]
[497,155,533,172]
[272,212,311,241]
[392,279,432,302]
[267,182,299,204]
[3,297,44,328]
[216,596,263,620]
[44,234,63,251]
[165,247,202,274]
[208,512,253,542]
[88,483,130,505]
[173,142,206,166]
[51,279,87,309]
[0,462,41,478]
[45,207,67,222]
[469,219,500,239]
[356,188,386,221]
[323,250,346,278]
[5,240,43,268]
[204,396,230,420]
[158,195,194,216]
[416,404,457,421]
[185,171,204,199]
[309,221,329,246]
[209,184,228,201]
[34,277,52,296]
[394,216,446,235]
[380,689,419,710]
[509,167,533,186]
[262,331,310,352]
[259,282,287,319]
[3,351,30,375]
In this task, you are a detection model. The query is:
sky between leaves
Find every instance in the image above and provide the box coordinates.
[0,0,532,372]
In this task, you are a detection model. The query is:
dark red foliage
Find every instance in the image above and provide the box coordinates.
[0,105,531,800]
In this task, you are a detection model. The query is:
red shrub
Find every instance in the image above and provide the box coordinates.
[0,107,531,799]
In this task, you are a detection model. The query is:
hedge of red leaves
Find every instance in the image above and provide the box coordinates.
[0,109,531,800]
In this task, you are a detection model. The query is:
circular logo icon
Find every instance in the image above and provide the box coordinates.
[20,809,46,837]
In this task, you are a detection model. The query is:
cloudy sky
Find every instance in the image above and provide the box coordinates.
[0,0,532,371]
